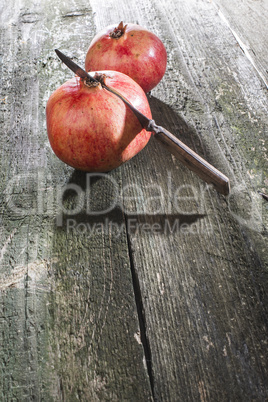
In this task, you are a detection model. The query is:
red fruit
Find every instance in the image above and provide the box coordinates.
[85,21,167,93]
[46,70,152,172]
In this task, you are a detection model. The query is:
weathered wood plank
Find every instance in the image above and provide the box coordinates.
[0,0,152,400]
[0,0,267,400]
[88,0,268,400]
[212,0,268,88]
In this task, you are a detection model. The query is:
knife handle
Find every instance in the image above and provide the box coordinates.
[151,123,230,195]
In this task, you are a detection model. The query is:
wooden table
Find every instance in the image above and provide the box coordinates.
[0,0,267,400]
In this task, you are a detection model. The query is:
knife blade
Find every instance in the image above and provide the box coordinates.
[55,49,230,195]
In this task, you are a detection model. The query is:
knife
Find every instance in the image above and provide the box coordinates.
[55,49,230,195]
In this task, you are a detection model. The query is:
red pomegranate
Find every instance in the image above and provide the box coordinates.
[46,71,152,172]
[85,22,167,93]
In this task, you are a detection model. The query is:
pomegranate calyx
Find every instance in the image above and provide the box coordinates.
[83,77,100,88]
[109,21,127,39]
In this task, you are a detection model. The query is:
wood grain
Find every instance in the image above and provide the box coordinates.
[95,0,268,400]
[0,1,152,400]
[0,0,267,401]
[212,0,268,88]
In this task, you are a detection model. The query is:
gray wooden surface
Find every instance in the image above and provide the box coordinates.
[0,0,267,401]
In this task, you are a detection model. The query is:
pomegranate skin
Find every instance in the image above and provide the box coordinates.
[85,22,167,93]
[46,71,152,172]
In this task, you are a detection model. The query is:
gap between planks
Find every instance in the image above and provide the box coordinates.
[123,211,156,400]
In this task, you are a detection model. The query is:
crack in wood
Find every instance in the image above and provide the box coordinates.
[123,212,155,400]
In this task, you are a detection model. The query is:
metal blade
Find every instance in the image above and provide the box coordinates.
[55,49,151,129]
[103,85,152,130]
[55,49,98,83]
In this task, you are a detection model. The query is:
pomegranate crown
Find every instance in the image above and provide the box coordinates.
[109,21,128,39]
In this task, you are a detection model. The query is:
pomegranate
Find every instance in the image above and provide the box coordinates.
[46,70,152,172]
[85,21,167,93]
